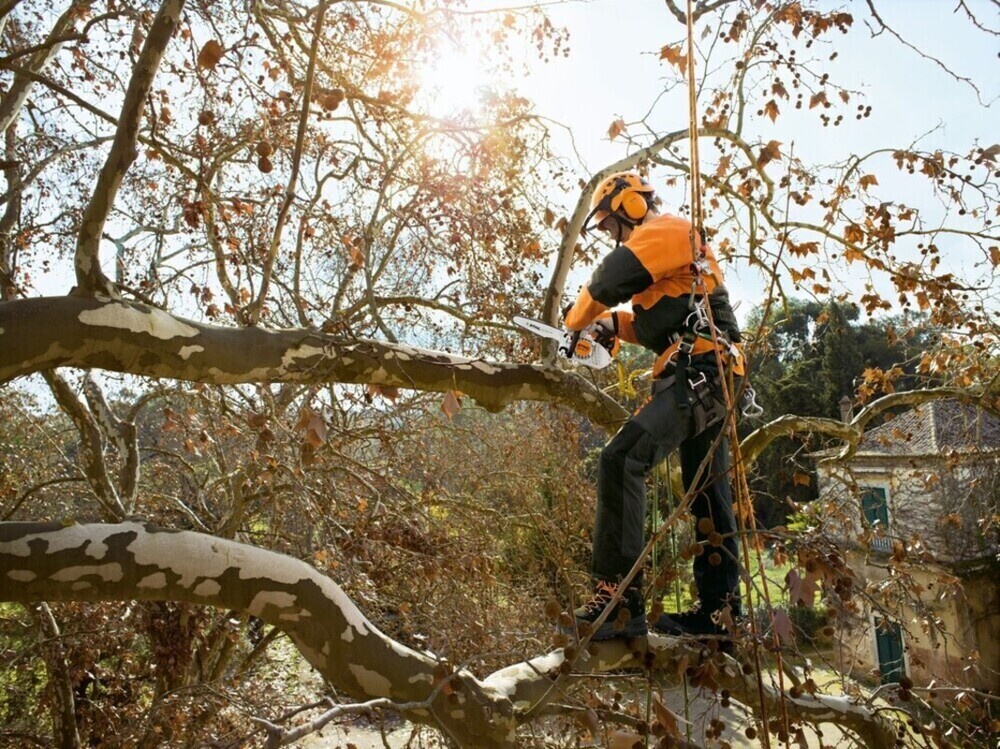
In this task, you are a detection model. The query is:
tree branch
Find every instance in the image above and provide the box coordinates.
[540,128,688,336]
[863,0,988,105]
[0,1,81,136]
[82,373,140,511]
[0,296,629,430]
[484,635,899,749]
[74,0,185,296]
[739,386,998,467]
[41,371,126,520]
[245,1,327,324]
[0,521,519,748]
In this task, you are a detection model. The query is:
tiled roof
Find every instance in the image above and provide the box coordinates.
[857,400,1000,456]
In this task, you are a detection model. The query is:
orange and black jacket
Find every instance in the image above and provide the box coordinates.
[564,213,743,378]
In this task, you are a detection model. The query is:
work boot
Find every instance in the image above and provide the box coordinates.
[569,579,647,640]
[653,609,725,637]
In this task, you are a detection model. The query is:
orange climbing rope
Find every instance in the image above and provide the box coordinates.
[682,1,793,745]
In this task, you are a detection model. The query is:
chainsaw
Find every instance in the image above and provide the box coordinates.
[512,316,613,369]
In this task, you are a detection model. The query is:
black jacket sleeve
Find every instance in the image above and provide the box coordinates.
[587,245,654,307]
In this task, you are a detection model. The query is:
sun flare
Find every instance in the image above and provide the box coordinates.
[415,41,496,119]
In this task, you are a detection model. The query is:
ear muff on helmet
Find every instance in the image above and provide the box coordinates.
[615,188,649,221]
[583,172,655,234]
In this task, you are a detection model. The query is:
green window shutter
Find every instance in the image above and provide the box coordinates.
[861,487,890,552]
[874,617,905,684]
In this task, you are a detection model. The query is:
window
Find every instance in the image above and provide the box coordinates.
[861,486,891,553]
[873,616,906,684]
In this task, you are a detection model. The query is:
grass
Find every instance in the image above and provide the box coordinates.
[658,547,793,614]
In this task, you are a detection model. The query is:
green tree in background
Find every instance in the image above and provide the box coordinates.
[746,299,937,527]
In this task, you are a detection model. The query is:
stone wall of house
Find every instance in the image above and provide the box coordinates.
[834,551,999,691]
[965,569,1000,691]
[816,457,999,690]
[816,457,998,564]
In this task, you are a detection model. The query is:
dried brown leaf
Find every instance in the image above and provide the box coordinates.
[652,697,681,739]
[607,118,626,141]
[441,390,462,420]
[859,174,879,191]
[198,40,225,71]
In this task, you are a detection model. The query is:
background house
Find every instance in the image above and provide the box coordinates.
[813,399,999,691]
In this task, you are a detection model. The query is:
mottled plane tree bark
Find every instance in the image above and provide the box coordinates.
[1,519,903,749]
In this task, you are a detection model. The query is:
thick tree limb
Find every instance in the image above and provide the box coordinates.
[28,603,82,749]
[485,635,899,749]
[739,387,998,467]
[0,522,518,747]
[0,522,900,749]
[0,1,81,136]
[82,373,140,511]
[41,371,126,521]
[74,0,185,296]
[0,296,629,429]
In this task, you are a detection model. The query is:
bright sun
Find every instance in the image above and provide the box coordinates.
[415,41,495,119]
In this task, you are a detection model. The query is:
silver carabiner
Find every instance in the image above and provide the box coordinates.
[741,384,765,419]
[684,301,710,333]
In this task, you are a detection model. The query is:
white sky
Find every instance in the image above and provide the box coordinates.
[422,0,998,320]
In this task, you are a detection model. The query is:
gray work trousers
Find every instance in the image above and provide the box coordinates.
[592,371,741,615]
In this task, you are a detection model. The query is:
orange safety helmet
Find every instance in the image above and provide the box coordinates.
[584,171,656,234]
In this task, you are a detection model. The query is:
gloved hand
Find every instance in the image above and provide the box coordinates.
[586,317,619,357]
[587,317,616,348]
[558,328,582,360]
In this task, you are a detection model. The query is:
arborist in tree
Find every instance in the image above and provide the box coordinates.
[562,171,745,640]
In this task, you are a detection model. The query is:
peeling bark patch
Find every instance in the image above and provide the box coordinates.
[248,590,297,617]
[3,525,113,559]
[50,563,123,583]
[127,524,233,586]
[206,365,272,382]
[122,524,374,635]
[470,361,501,375]
[7,570,36,582]
[408,673,433,684]
[178,345,204,359]
[78,304,199,340]
[291,636,327,671]
[483,651,566,698]
[193,579,221,597]
[138,572,167,589]
[349,664,393,697]
[341,626,354,643]
[281,344,327,368]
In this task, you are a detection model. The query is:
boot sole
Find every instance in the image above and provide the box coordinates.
[589,614,648,641]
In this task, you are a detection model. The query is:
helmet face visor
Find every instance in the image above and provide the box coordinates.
[591,209,610,227]
[595,213,617,234]
[595,213,633,243]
